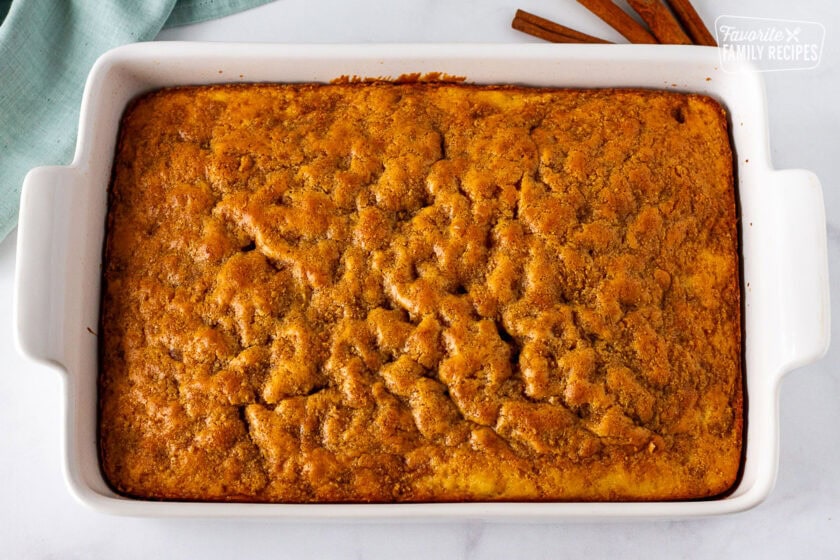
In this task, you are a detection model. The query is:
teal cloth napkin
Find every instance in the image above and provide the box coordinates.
[0,0,274,241]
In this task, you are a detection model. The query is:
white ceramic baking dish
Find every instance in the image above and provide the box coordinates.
[14,42,829,519]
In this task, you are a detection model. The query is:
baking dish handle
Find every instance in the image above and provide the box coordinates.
[768,169,831,375]
[14,165,76,369]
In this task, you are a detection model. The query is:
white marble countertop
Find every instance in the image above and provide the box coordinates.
[2,0,838,557]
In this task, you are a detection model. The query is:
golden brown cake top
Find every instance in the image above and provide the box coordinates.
[100,83,741,502]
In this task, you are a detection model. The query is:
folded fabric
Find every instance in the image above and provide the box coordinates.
[0,0,274,241]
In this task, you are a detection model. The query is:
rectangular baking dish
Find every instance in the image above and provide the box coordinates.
[13,42,830,519]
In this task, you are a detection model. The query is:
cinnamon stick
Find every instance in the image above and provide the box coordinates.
[512,9,612,43]
[626,0,692,44]
[664,0,717,46]
[576,0,658,44]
